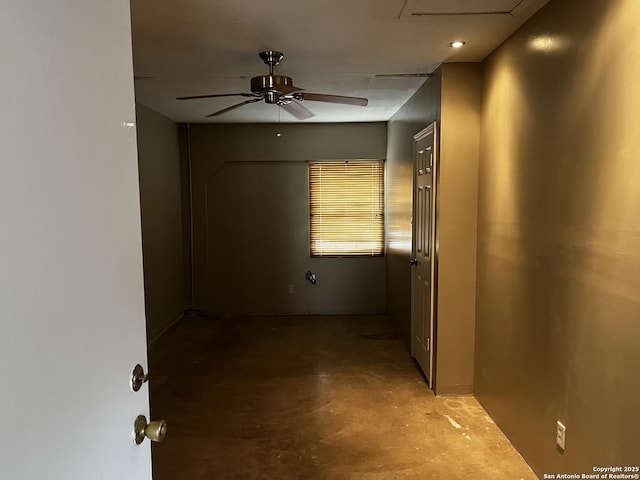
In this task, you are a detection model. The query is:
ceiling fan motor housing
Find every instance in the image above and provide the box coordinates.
[252,51,295,97]
[250,74,294,96]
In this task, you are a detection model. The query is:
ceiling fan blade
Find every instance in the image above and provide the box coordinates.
[276,84,304,95]
[206,98,263,117]
[279,101,314,120]
[301,93,368,107]
[177,92,257,100]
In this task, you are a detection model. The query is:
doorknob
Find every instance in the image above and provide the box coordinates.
[134,415,167,445]
[410,258,418,266]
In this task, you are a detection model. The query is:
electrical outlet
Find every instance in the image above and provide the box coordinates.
[556,421,566,450]
[288,284,295,294]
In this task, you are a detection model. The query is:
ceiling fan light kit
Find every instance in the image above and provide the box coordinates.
[177,51,369,120]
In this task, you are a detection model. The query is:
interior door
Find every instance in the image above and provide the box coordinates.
[411,123,438,388]
[0,2,152,479]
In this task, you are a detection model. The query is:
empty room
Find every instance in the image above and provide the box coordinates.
[2,0,639,479]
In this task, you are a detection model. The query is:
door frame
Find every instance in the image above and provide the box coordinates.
[411,121,440,389]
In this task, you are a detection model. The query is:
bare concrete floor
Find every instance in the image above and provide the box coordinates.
[149,315,537,480]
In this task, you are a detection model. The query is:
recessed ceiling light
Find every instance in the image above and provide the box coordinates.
[450,41,465,48]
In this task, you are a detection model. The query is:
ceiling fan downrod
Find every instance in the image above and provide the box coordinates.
[258,50,284,76]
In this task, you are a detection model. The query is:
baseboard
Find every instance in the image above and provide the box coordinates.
[148,312,185,347]
[434,384,474,396]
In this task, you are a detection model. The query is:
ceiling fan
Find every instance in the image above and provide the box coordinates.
[176,51,369,120]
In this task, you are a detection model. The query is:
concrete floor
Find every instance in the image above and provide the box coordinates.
[148,315,537,480]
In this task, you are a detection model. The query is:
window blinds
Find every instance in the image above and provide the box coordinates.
[309,160,384,256]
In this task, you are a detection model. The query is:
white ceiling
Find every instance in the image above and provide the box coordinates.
[130,0,550,123]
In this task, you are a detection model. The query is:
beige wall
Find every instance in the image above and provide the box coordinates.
[187,122,387,315]
[436,63,482,394]
[136,104,186,339]
[476,0,640,474]
[386,71,442,348]
[385,64,481,395]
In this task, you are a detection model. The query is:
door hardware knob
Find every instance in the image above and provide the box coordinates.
[134,415,167,445]
[131,364,149,392]
[410,258,418,266]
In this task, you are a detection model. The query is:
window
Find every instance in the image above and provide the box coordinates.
[309,160,384,256]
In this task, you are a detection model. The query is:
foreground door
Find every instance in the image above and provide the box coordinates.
[0,2,152,479]
[411,123,438,388]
